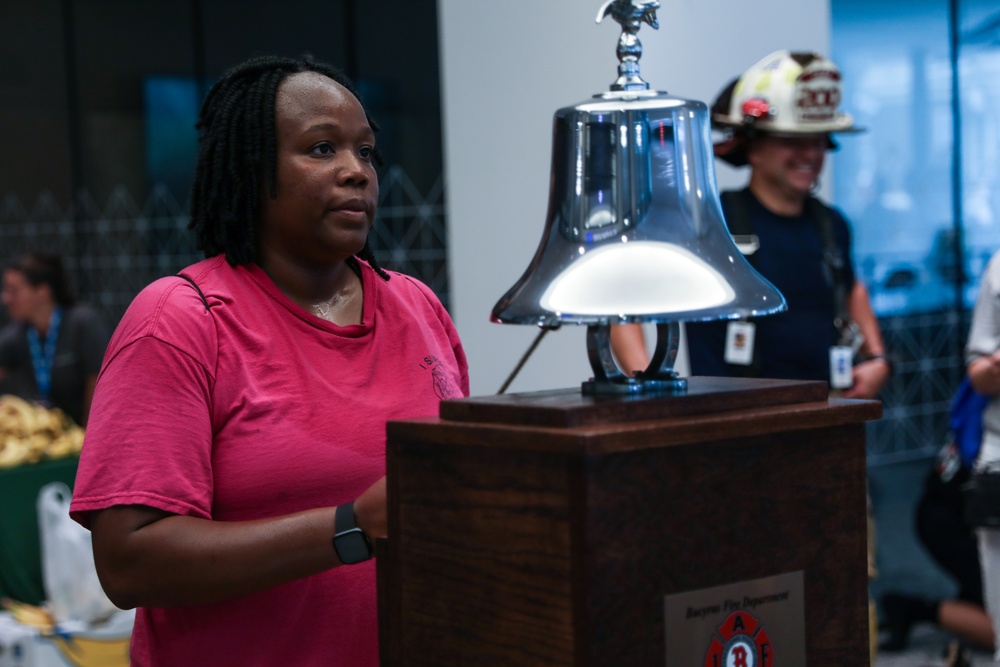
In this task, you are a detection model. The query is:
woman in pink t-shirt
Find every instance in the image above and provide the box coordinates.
[70,55,469,667]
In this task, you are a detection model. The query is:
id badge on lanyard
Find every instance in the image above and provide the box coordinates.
[725,320,755,366]
[829,346,853,389]
[830,320,864,389]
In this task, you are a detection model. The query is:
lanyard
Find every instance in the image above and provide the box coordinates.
[26,307,62,403]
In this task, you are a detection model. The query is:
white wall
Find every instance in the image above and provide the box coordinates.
[439,0,831,397]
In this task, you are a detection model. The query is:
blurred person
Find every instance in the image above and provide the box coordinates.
[878,443,994,653]
[964,248,1000,663]
[610,51,891,399]
[68,54,469,667]
[0,253,110,425]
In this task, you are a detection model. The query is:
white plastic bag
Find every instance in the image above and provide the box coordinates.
[36,482,118,624]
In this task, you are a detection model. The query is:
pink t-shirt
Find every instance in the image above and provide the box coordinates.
[70,256,469,667]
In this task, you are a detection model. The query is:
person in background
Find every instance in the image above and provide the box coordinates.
[69,54,469,667]
[0,253,110,425]
[610,50,891,399]
[878,441,994,654]
[964,248,1000,663]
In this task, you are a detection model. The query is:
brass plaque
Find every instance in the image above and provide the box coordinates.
[663,570,806,666]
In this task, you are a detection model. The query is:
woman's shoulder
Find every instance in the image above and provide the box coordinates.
[129,256,233,313]
[373,265,448,313]
[112,258,231,349]
[387,270,438,299]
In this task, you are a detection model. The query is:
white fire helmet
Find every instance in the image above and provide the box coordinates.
[711,50,863,165]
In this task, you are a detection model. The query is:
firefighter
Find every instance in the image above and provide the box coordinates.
[611,50,891,399]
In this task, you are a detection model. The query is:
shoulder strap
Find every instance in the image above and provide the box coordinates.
[720,188,761,264]
[718,188,761,377]
[720,188,754,236]
[803,197,849,326]
[176,273,212,312]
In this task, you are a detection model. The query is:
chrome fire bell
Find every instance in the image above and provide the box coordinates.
[491,0,787,395]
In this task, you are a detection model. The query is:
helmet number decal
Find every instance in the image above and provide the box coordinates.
[796,70,841,123]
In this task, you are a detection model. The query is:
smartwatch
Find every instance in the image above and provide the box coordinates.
[333,501,373,565]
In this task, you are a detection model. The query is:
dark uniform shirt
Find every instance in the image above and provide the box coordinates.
[686,188,856,383]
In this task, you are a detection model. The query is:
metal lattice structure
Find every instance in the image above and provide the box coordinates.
[865,309,967,465]
[0,165,450,329]
[369,167,450,300]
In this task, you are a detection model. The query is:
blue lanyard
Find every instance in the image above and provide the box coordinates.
[26,307,62,403]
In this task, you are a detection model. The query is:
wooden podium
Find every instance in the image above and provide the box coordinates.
[378,376,881,666]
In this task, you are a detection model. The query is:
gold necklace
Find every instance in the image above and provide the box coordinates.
[311,294,343,320]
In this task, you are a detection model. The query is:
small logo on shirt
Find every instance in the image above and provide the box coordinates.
[420,355,458,400]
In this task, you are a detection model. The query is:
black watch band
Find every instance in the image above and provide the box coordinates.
[333,501,373,565]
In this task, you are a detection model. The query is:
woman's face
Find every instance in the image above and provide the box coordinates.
[257,71,379,269]
[1,269,48,323]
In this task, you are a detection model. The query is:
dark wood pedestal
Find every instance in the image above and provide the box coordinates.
[378,376,881,666]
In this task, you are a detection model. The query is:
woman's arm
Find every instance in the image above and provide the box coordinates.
[89,476,386,609]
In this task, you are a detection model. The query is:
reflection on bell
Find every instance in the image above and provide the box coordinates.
[539,241,736,315]
[491,1,787,395]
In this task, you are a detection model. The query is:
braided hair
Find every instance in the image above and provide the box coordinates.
[188,54,389,280]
